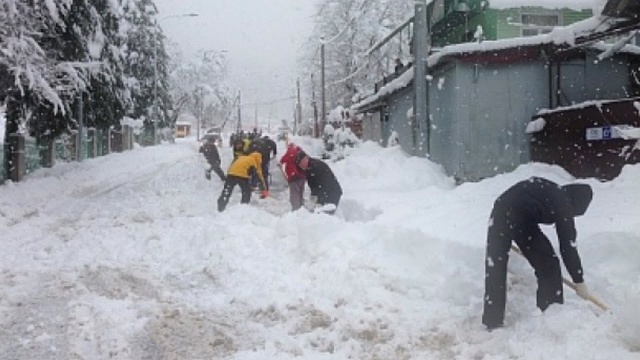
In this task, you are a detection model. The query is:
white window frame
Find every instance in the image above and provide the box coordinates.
[520,13,561,37]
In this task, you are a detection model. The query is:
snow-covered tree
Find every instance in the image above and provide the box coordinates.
[168,47,236,132]
[1,0,81,176]
[300,0,413,116]
[0,0,81,112]
[122,0,172,132]
[2,0,174,175]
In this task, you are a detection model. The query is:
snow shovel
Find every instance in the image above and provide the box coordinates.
[510,245,610,312]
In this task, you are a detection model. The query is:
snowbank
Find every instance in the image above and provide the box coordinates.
[1,138,639,359]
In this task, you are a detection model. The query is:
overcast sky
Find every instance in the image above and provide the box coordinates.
[154,0,317,125]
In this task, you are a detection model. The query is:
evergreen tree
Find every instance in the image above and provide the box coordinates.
[122,0,171,132]
[82,0,128,131]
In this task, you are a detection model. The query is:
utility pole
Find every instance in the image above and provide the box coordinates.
[296,78,302,136]
[254,103,258,130]
[77,92,84,161]
[196,87,201,141]
[236,90,242,132]
[320,38,326,138]
[413,0,430,156]
[153,29,158,146]
[311,74,318,138]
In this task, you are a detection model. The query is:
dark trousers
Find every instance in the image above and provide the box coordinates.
[288,178,305,211]
[217,175,251,212]
[262,162,270,191]
[482,212,563,328]
[208,163,226,182]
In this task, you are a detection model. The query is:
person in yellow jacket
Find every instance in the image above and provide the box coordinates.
[217,152,269,212]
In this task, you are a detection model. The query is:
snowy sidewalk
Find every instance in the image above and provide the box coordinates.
[1,139,639,359]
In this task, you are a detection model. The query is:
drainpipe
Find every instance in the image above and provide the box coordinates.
[556,61,562,107]
[413,0,430,156]
[548,61,554,109]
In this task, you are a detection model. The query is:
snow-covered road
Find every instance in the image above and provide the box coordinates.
[1,137,639,360]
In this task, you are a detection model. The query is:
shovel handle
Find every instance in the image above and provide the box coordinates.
[510,245,609,312]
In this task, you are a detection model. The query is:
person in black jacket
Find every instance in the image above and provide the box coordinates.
[295,153,342,215]
[250,135,277,190]
[482,177,594,330]
[199,137,226,181]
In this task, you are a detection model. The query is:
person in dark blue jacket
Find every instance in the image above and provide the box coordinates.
[483,177,593,330]
[295,153,342,215]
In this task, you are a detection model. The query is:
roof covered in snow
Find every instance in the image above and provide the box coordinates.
[353,15,640,112]
[535,96,640,116]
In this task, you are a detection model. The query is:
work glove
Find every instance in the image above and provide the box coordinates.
[260,190,269,199]
[574,282,590,300]
[205,169,211,180]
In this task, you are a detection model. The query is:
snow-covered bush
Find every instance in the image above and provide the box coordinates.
[387,130,399,147]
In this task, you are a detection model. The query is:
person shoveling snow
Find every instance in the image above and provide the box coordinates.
[482,177,595,330]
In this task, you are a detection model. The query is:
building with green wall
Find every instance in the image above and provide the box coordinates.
[429,0,593,47]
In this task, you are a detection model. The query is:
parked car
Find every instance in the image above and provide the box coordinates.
[276,126,290,141]
[201,127,223,146]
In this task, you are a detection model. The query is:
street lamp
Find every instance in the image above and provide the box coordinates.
[153,13,199,145]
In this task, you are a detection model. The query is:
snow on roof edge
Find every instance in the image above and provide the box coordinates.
[536,96,640,116]
[353,67,414,111]
[353,16,632,112]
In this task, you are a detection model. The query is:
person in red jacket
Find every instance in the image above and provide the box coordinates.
[279,143,307,211]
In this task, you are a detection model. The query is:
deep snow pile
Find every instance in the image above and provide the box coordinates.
[0,137,639,360]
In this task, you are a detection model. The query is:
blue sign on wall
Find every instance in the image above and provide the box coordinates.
[586,125,633,141]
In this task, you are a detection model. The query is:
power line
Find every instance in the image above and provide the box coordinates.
[239,96,296,107]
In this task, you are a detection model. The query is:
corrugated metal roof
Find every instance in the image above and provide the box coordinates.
[602,0,640,18]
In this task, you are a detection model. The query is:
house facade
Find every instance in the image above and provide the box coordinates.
[175,121,192,138]
[357,43,640,181]
[353,0,640,181]
[429,0,593,46]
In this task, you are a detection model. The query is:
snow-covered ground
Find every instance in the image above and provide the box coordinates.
[1,137,639,360]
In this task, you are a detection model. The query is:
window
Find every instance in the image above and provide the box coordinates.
[521,13,560,37]
[431,0,445,24]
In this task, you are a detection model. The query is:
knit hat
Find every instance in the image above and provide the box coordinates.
[562,183,593,216]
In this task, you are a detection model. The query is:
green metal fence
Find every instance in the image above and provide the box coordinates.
[25,137,44,175]
[55,135,74,162]
[1,127,132,184]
